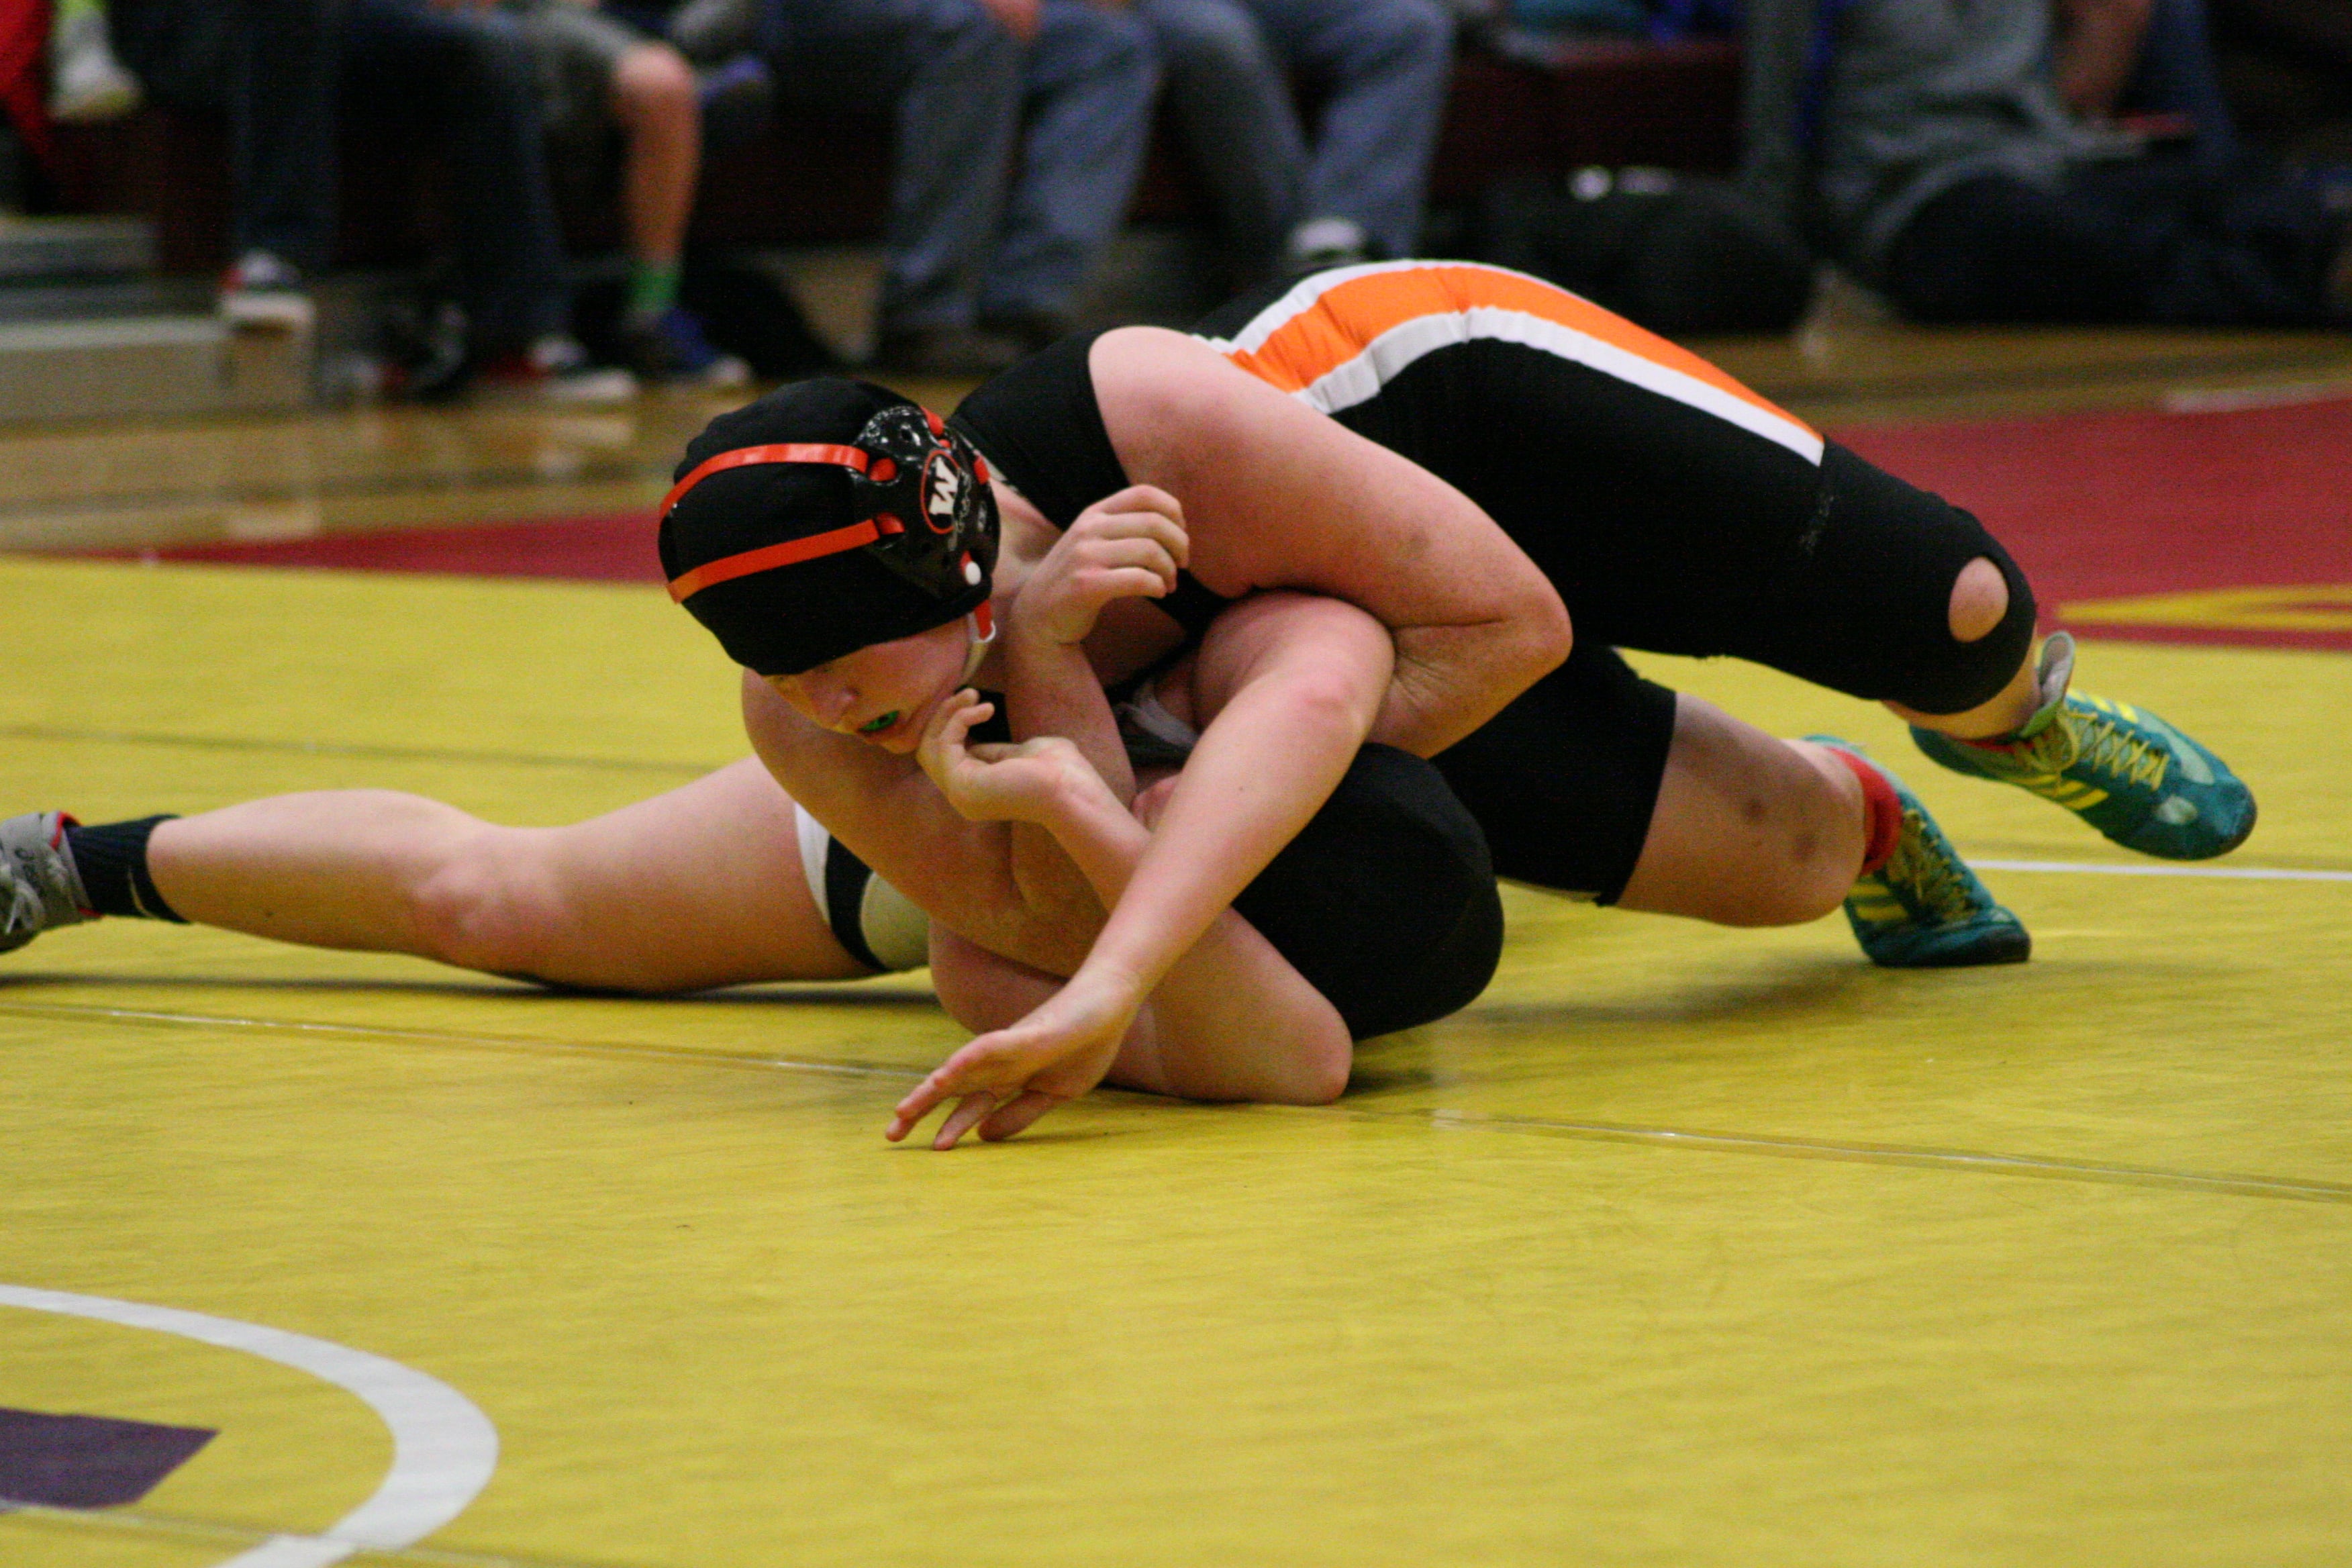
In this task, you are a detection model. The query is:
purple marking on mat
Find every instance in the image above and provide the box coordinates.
[0,1406,215,1510]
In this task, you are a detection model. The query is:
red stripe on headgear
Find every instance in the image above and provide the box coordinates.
[667,519,885,603]
[658,442,871,522]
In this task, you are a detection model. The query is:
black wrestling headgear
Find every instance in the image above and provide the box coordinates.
[658,379,998,675]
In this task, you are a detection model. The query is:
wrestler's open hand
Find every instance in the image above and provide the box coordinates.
[887,966,1142,1150]
[916,688,1110,826]
[1018,485,1189,646]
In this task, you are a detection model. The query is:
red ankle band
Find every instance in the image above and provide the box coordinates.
[1825,748,1904,876]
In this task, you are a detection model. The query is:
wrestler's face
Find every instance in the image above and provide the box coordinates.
[766,620,972,754]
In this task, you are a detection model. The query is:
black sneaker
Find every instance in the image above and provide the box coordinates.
[622,305,751,389]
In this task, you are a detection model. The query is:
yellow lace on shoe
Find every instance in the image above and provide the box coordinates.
[1881,808,1978,924]
[2056,698,2171,792]
[1998,695,2169,810]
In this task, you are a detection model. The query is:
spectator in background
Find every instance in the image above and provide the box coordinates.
[2055,0,2243,166]
[506,0,750,386]
[1136,0,1454,283]
[1738,0,2352,326]
[761,0,1160,375]
[109,0,632,401]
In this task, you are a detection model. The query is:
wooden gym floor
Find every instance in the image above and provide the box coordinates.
[1,313,2349,1565]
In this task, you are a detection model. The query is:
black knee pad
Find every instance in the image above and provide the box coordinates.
[1233,744,1504,1041]
[1769,444,2038,714]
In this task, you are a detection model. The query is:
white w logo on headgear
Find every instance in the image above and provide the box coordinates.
[926,456,963,531]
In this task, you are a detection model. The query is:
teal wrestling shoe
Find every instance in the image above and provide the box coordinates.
[1809,739,2031,969]
[1909,632,2255,861]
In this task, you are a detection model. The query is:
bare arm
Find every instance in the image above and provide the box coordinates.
[898,707,1353,1147]
[1073,592,1391,1019]
[743,479,1204,971]
[742,673,1101,977]
[995,484,1192,914]
[1091,328,1571,760]
[888,591,1398,1143]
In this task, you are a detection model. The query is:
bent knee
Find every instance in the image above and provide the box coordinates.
[1948,556,2010,643]
[1301,1059,1351,1106]
[1718,867,1851,929]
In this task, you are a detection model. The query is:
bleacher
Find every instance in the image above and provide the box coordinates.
[4,31,1738,420]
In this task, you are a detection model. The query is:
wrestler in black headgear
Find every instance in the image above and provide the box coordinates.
[658,379,998,676]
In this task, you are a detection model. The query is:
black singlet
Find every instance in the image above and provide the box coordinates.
[950,331,1232,638]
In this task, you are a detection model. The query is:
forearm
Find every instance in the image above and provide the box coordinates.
[1018,773,1351,1101]
[1071,597,1390,1006]
[1005,629,1136,800]
[1001,626,1136,924]
[1375,614,1568,758]
[742,672,1097,973]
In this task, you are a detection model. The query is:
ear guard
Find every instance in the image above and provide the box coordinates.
[661,403,997,607]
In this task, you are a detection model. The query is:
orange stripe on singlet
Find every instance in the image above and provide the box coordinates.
[1218,262,1816,442]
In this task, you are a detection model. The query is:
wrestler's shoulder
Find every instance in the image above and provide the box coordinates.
[1087,327,1259,418]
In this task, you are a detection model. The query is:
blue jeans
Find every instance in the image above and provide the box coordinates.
[230,0,569,350]
[1136,0,1452,272]
[771,0,1159,332]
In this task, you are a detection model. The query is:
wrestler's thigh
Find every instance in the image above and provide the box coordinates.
[531,757,869,987]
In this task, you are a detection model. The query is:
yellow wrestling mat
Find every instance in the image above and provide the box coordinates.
[3,556,2349,1565]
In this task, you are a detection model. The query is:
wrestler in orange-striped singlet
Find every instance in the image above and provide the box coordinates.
[952,261,2033,899]
[1188,260,1854,663]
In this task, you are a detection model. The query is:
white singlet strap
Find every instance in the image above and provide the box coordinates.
[793,803,929,973]
[793,802,831,917]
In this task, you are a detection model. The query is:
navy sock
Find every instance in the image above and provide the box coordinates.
[64,816,187,922]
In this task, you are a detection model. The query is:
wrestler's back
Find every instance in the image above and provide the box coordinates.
[1190,262,1836,654]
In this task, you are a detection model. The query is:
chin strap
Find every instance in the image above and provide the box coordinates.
[959,601,997,685]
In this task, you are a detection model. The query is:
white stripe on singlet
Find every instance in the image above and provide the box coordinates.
[1196,258,1460,357]
[1302,307,1825,463]
[794,801,832,918]
[1197,261,1826,465]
